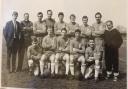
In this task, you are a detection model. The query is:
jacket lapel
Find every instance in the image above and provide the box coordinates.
[11,21,15,31]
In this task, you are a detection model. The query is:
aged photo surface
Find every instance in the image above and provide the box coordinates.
[0,0,127,89]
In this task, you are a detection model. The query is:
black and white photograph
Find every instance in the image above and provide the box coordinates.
[0,0,127,89]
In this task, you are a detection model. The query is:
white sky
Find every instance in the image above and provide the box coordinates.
[1,0,127,27]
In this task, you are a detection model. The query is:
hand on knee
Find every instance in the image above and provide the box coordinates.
[55,57,59,63]
[40,55,46,63]
[70,59,74,64]
[55,54,60,60]
[65,54,70,60]
[95,60,100,66]
[95,65,100,71]
[81,59,85,64]
[70,56,74,64]
[50,55,55,62]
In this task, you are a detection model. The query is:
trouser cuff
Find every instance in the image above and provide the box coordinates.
[107,71,112,75]
[114,72,119,77]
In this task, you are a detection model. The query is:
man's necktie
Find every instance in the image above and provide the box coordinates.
[14,21,17,38]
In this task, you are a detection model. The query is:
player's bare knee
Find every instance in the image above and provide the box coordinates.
[78,56,85,64]
[81,56,85,64]
[55,53,60,62]
[65,54,70,62]
[40,55,46,64]
[28,59,33,67]
[95,65,100,70]
[95,60,100,66]
[65,54,69,59]
[70,55,74,63]
[50,54,55,63]
[95,60,100,70]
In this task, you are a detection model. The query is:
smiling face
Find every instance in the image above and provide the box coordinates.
[106,21,113,30]
[47,10,53,19]
[61,29,67,37]
[75,31,80,39]
[37,14,43,21]
[82,17,88,25]
[58,15,64,22]
[95,14,102,23]
[12,13,18,21]
[70,15,76,23]
[24,13,29,21]
[88,39,94,48]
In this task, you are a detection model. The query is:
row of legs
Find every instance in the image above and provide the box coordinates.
[28,53,101,79]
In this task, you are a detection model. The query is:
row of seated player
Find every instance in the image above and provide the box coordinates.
[27,28,103,82]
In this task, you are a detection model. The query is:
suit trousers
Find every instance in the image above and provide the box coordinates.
[17,39,25,71]
[105,45,119,73]
[7,38,19,72]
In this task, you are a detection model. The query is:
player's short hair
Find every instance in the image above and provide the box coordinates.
[61,28,67,33]
[42,20,46,23]
[82,16,88,20]
[37,12,43,16]
[58,12,64,17]
[70,14,76,19]
[106,20,113,25]
[95,12,102,18]
[12,11,18,16]
[24,13,29,16]
[75,29,81,33]
[88,37,95,41]
[31,36,38,44]
[47,9,52,14]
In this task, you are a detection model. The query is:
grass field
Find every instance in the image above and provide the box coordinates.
[1,36,127,89]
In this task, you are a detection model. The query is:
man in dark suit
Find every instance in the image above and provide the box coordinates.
[3,11,21,73]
